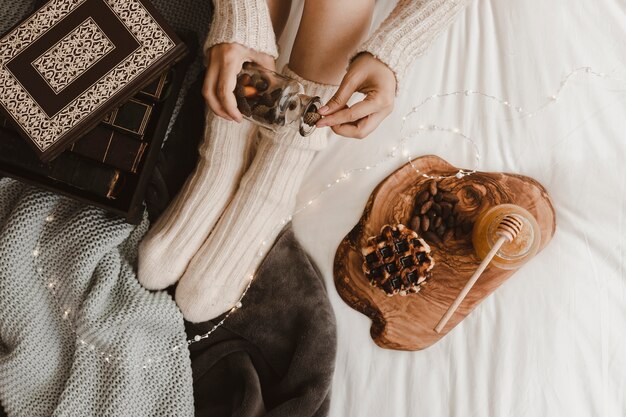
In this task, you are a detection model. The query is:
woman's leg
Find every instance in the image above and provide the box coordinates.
[266,0,292,40]
[290,0,374,84]
[176,0,375,322]
[137,1,292,290]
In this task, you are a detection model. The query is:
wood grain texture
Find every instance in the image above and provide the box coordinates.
[333,155,556,351]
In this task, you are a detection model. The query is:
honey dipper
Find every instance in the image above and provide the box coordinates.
[434,215,524,333]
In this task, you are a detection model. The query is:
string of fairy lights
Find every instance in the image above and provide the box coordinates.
[33,66,625,368]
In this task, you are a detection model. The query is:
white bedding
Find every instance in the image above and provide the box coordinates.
[279,1,626,416]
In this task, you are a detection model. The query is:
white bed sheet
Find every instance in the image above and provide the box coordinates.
[278,1,626,416]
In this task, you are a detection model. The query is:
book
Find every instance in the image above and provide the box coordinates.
[0,132,123,199]
[0,0,187,161]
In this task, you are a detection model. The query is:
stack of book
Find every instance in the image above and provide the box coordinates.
[0,0,191,223]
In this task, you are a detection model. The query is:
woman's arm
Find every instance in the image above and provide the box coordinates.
[356,0,470,89]
[319,0,471,138]
[204,0,279,60]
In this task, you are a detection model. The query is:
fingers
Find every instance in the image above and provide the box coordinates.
[330,110,390,139]
[318,74,360,116]
[217,60,243,122]
[202,65,232,121]
[316,97,380,128]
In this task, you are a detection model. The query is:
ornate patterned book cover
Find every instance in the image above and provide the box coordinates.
[0,0,187,161]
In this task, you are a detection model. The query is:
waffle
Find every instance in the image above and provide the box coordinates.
[361,224,435,297]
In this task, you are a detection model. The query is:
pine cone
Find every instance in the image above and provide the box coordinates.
[361,224,434,297]
[252,104,272,117]
[303,111,322,126]
[236,96,252,117]
[260,93,276,106]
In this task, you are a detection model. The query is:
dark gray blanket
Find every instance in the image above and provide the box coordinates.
[187,226,337,417]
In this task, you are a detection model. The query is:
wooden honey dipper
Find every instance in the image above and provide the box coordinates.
[434,214,524,333]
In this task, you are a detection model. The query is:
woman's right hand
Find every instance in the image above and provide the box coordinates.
[203,43,276,122]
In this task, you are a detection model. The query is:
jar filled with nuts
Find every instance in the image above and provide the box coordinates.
[235,63,322,136]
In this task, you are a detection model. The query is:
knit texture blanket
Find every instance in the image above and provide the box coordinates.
[0,180,194,417]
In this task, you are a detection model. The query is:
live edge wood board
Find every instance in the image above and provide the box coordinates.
[333,155,556,351]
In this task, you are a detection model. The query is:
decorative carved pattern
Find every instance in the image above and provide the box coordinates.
[0,0,175,151]
[32,18,114,93]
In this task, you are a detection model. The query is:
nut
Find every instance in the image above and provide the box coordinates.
[423,231,442,245]
[410,216,421,232]
[428,180,438,196]
[420,200,433,215]
[416,190,430,204]
[441,192,459,204]
[421,215,430,232]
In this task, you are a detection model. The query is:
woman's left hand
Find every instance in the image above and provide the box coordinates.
[316,52,396,139]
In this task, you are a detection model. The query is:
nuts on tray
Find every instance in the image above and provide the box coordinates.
[410,180,469,245]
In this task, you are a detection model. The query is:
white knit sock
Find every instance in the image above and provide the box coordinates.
[175,66,337,322]
[138,112,255,290]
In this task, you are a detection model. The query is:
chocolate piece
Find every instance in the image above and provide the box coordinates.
[70,127,148,173]
[406,271,419,285]
[385,263,399,274]
[369,267,383,278]
[394,240,409,253]
[416,252,426,263]
[390,276,403,290]
[380,246,393,259]
[400,256,414,268]
[382,279,394,294]
[365,252,379,265]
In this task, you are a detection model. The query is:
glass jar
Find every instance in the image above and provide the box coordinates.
[235,63,321,136]
[471,204,541,270]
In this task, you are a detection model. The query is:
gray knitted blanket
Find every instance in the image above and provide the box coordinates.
[0,179,194,416]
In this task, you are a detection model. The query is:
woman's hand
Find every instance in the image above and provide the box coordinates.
[203,43,275,122]
[316,52,396,139]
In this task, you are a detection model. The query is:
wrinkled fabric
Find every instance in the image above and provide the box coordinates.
[187,225,337,417]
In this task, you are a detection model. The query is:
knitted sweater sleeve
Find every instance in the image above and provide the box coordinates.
[356,0,471,88]
[204,0,279,59]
